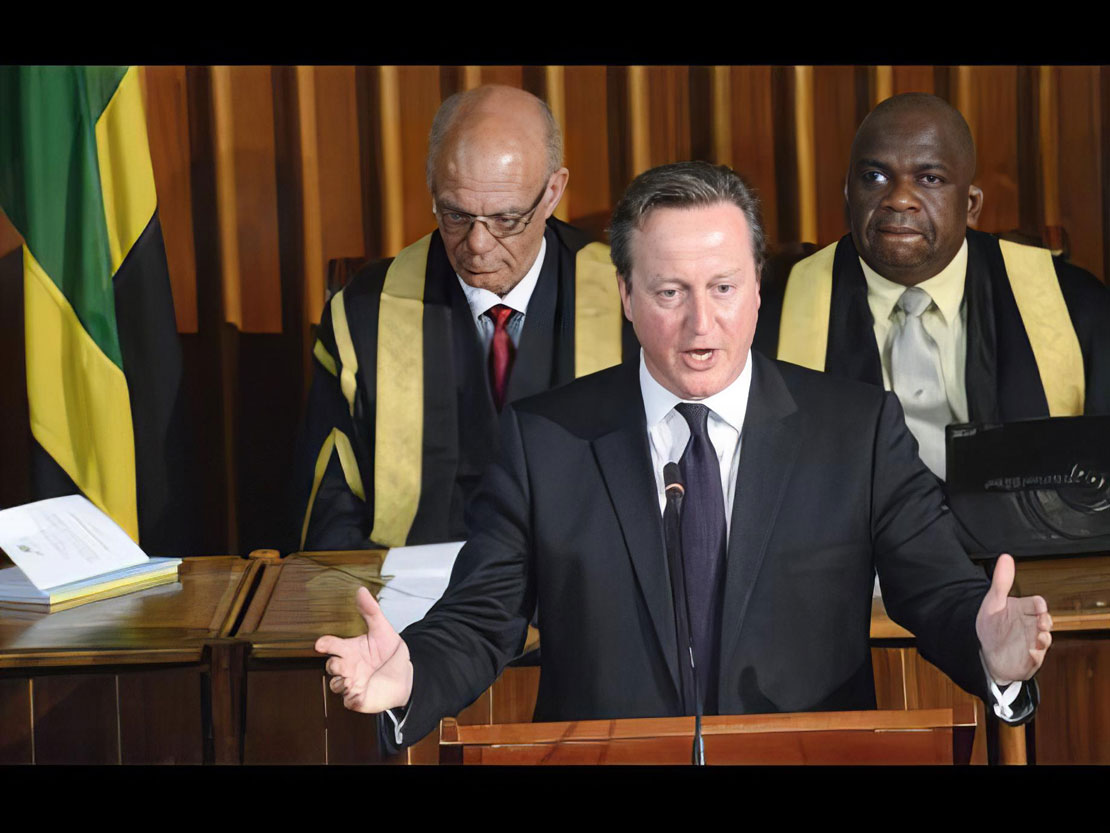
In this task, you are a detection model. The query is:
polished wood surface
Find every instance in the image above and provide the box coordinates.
[0,556,258,667]
[871,555,1110,764]
[441,706,977,765]
[0,556,258,764]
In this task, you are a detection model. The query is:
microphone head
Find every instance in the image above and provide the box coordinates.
[663,462,684,494]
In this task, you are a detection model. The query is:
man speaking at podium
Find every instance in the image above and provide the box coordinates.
[316,162,1052,748]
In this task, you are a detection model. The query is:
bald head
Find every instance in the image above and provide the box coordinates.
[845,93,983,286]
[425,85,570,296]
[425,85,563,192]
[853,93,977,181]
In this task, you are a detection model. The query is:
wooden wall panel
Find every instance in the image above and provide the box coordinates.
[243,668,327,763]
[117,668,204,764]
[812,67,864,246]
[211,66,283,333]
[0,677,33,763]
[394,66,441,251]
[1055,67,1104,278]
[141,65,198,333]
[645,66,691,168]
[32,675,119,764]
[298,66,366,329]
[729,67,779,246]
[563,66,612,235]
[891,66,935,96]
[961,66,1021,234]
[1034,637,1110,764]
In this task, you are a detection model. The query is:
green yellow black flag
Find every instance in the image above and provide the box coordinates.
[0,66,191,555]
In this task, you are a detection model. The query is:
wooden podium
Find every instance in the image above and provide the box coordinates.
[439,706,978,765]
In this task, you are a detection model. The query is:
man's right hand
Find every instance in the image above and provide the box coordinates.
[315,586,414,714]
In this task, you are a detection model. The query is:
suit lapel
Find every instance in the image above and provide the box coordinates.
[718,354,802,688]
[590,367,681,701]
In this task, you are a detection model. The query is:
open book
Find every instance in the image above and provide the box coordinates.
[0,495,181,610]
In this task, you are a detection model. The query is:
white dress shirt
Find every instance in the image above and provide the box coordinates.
[640,349,753,538]
[456,236,546,352]
[860,237,970,426]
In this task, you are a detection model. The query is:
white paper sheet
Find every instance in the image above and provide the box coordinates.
[376,540,465,633]
[0,496,149,590]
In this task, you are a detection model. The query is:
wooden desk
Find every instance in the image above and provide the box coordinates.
[869,554,1110,764]
[234,550,540,764]
[440,706,978,765]
[0,556,260,763]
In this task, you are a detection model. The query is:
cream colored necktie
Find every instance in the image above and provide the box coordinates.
[889,287,953,479]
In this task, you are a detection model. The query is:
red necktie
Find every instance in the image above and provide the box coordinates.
[486,304,516,411]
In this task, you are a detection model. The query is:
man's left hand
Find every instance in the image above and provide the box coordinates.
[976,553,1053,683]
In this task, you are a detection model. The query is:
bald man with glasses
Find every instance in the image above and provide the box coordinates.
[292,85,635,553]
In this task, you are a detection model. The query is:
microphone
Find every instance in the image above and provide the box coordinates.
[662,462,705,766]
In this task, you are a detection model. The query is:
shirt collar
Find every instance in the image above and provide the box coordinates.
[639,347,753,435]
[860,236,968,325]
[457,235,547,325]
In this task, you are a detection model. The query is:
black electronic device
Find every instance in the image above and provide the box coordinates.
[945,415,1110,560]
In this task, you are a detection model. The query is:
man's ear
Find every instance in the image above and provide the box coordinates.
[543,168,570,219]
[967,184,984,228]
[617,274,634,322]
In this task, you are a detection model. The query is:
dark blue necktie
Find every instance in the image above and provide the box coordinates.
[674,402,727,713]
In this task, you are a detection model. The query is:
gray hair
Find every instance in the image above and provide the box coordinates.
[425,87,564,192]
[608,161,765,281]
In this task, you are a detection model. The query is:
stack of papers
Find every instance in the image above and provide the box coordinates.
[376,541,464,632]
[0,496,181,611]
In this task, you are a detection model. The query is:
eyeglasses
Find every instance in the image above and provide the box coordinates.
[433,185,547,239]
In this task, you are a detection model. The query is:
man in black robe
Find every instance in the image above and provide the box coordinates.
[292,85,633,551]
[754,93,1110,481]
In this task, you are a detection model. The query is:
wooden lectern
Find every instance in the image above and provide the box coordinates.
[439,705,978,765]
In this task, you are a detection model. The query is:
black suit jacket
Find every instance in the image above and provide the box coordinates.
[396,352,994,745]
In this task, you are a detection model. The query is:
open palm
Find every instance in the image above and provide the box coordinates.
[315,586,414,713]
[976,554,1053,683]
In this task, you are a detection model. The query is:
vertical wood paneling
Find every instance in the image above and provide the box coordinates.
[626,67,650,178]
[480,66,523,88]
[962,67,1020,234]
[729,67,778,246]
[0,678,33,763]
[891,66,935,96]
[543,65,569,223]
[142,66,199,333]
[646,67,691,167]
[211,66,283,333]
[32,675,119,764]
[243,668,327,763]
[871,66,893,107]
[395,67,441,249]
[1057,66,1104,279]
[563,66,611,234]
[117,668,204,763]
[793,66,818,244]
[710,67,733,167]
[1038,66,1061,228]
[377,66,405,257]
[299,66,365,328]
[812,67,862,246]
[1035,637,1110,764]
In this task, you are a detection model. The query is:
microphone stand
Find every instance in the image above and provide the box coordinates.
[663,462,705,766]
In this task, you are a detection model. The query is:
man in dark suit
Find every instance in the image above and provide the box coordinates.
[316,162,1052,747]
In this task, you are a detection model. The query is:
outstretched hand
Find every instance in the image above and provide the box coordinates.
[315,586,414,713]
[976,554,1053,684]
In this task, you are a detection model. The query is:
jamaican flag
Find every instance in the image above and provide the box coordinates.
[0,66,190,556]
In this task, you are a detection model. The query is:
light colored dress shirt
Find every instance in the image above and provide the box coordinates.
[639,349,753,538]
[456,236,546,352]
[860,237,970,426]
